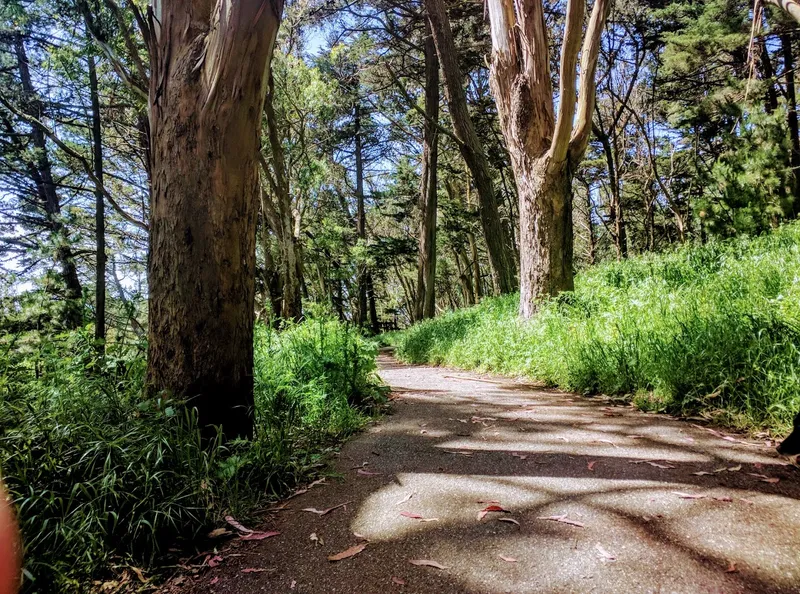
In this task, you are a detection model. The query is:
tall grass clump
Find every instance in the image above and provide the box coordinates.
[0,314,382,592]
[392,222,800,433]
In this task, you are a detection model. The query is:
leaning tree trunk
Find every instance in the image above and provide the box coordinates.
[145,0,283,440]
[487,0,610,318]
[424,0,517,294]
[415,25,440,321]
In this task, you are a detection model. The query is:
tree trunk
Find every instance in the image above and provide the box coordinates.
[145,0,283,440]
[424,0,516,294]
[354,100,370,327]
[516,160,574,319]
[262,72,302,323]
[14,33,83,328]
[781,33,800,218]
[88,50,106,350]
[595,125,627,259]
[487,0,610,317]
[415,27,440,321]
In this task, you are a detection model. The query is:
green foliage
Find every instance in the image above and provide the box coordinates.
[0,317,382,593]
[391,223,800,433]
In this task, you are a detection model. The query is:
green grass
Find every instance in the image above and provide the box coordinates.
[0,316,383,593]
[391,223,800,434]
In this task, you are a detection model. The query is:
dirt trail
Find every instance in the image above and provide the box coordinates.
[177,355,800,594]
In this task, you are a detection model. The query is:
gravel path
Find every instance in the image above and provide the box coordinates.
[174,355,800,594]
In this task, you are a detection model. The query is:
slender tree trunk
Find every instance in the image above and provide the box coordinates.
[424,0,516,294]
[366,272,379,334]
[354,100,370,327]
[594,125,627,259]
[145,0,283,440]
[782,33,800,218]
[88,50,106,350]
[415,27,440,321]
[262,73,302,323]
[14,33,83,328]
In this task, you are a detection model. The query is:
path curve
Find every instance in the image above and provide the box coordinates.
[175,355,800,594]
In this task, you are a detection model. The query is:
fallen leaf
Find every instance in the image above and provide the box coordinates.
[498,517,520,526]
[672,491,706,499]
[400,511,424,519]
[692,471,714,476]
[310,533,320,545]
[725,561,738,573]
[587,460,596,471]
[645,461,675,469]
[760,477,780,484]
[301,501,351,516]
[395,493,414,505]
[727,465,742,472]
[721,435,737,442]
[357,469,382,476]
[131,567,147,583]
[409,559,447,570]
[241,568,268,574]
[596,439,619,447]
[498,554,517,563]
[290,580,297,589]
[391,576,406,585]
[225,516,253,534]
[739,497,755,505]
[240,530,280,541]
[753,462,763,469]
[595,544,616,561]
[537,514,585,528]
[207,555,224,568]
[210,577,219,585]
[353,532,367,540]
[208,528,231,539]
[478,504,509,520]
[327,543,367,562]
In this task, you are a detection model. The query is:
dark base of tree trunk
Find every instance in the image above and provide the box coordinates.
[518,160,574,319]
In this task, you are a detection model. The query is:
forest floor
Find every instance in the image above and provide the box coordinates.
[168,353,800,594]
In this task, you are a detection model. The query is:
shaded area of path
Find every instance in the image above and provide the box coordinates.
[176,355,800,593]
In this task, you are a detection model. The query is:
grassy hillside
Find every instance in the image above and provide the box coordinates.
[391,223,800,434]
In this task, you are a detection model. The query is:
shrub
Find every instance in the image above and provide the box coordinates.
[392,223,800,433]
[0,316,382,592]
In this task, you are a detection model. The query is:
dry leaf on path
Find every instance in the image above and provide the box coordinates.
[727,465,742,472]
[391,576,406,585]
[409,559,448,569]
[400,511,424,519]
[395,493,414,505]
[691,471,713,476]
[208,528,231,539]
[498,554,517,563]
[206,555,224,568]
[357,469,382,476]
[595,544,616,561]
[241,568,269,574]
[327,543,367,562]
[478,504,509,520]
[225,516,253,534]
[725,561,739,573]
[240,531,280,541]
[498,517,520,526]
[302,501,351,516]
[760,477,780,484]
[587,461,596,471]
[675,491,706,500]
[209,577,219,585]
[537,514,585,528]
[510,452,528,460]
[645,461,675,469]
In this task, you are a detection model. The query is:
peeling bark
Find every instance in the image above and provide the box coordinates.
[145,0,283,440]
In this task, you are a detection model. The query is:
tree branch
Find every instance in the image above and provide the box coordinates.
[550,0,585,163]
[0,92,149,231]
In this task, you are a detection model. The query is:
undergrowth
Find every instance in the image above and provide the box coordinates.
[391,222,800,434]
[0,315,382,593]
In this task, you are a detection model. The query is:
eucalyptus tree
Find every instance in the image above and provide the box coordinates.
[144,0,283,439]
[487,0,611,317]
